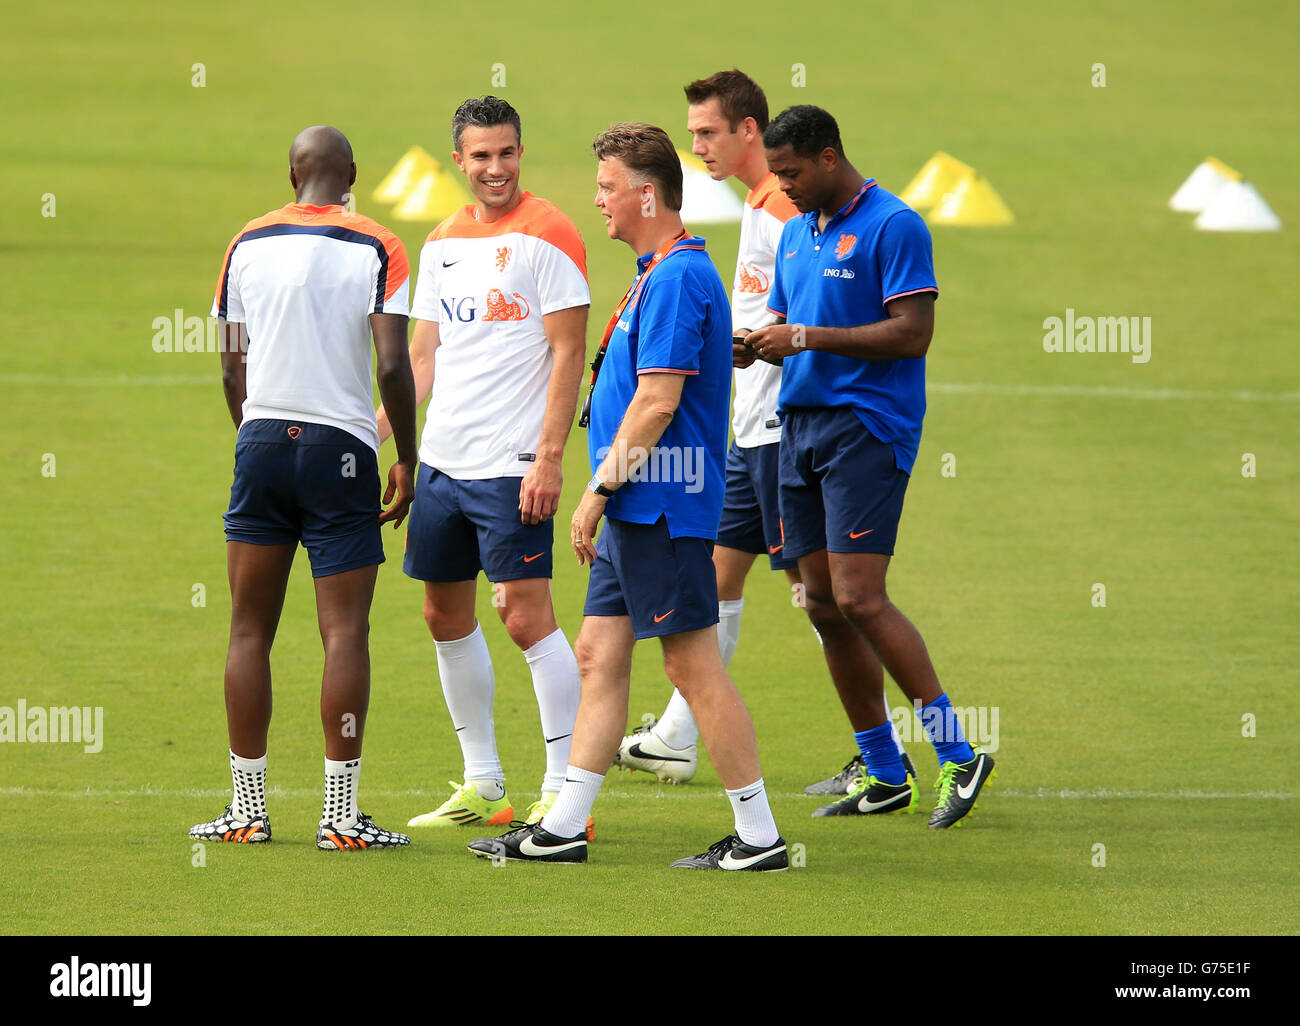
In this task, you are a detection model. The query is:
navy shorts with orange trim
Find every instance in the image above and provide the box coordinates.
[403,464,553,583]
[716,439,798,571]
[778,407,909,559]
[583,516,718,640]
[223,418,384,578]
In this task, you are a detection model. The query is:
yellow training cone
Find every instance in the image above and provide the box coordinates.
[371,146,439,205]
[391,167,473,222]
[927,173,1014,226]
[899,151,974,211]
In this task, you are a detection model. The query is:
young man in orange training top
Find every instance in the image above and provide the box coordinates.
[613,71,914,801]
[375,97,592,833]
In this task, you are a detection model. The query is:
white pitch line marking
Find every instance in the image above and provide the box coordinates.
[2,373,1298,402]
[1,786,1294,800]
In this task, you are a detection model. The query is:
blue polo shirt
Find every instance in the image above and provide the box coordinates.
[768,179,938,473]
[587,238,731,539]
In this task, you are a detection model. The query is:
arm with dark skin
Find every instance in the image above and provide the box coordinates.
[371,311,418,527]
[219,319,249,427]
[743,292,935,363]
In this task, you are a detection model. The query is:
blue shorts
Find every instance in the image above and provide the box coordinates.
[403,464,553,583]
[583,516,719,640]
[779,407,909,559]
[716,439,798,571]
[223,418,384,578]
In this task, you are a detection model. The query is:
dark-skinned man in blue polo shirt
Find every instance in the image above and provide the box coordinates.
[746,105,994,829]
[468,122,787,869]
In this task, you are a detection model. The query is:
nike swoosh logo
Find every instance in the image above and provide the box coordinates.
[442,259,460,268]
[768,543,783,553]
[848,529,873,539]
[739,791,760,802]
[523,552,544,562]
[454,725,467,732]
[858,792,909,812]
[785,250,798,258]
[628,743,690,763]
[720,843,785,869]
[564,777,584,784]
[653,609,675,623]
[545,733,571,745]
[956,756,986,800]
[520,834,586,857]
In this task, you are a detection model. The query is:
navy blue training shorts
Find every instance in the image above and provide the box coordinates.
[778,406,909,559]
[223,418,384,578]
[403,464,553,583]
[583,515,719,640]
[716,438,798,571]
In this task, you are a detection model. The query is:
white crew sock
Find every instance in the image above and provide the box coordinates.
[523,627,581,794]
[230,750,267,821]
[727,777,780,848]
[655,598,745,750]
[321,757,360,828]
[541,765,604,838]
[434,623,503,784]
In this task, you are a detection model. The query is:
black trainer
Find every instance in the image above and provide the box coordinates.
[670,834,788,872]
[805,750,918,795]
[467,822,588,863]
[813,773,918,817]
[928,750,996,829]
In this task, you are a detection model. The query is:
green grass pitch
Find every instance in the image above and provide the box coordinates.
[1,0,1297,935]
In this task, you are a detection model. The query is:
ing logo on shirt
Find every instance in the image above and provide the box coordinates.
[494,246,512,272]
[736,263,770,294]
[483,289,531,321]
[835,233,858,260]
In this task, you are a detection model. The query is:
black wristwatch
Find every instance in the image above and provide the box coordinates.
[588,475,616,498]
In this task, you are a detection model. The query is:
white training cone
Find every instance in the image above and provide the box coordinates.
[1194,181,1282,232]
[1169,158,1241,213]
[677,150,743,224]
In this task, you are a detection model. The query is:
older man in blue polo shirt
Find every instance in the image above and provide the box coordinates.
[468,122,786,870]
[747,105,994,829]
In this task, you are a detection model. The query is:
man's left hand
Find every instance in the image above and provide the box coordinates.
[519,455,563,525]
[745,323,805,362]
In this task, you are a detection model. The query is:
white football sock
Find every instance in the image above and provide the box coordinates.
[716,598,744,666]
[655,690,698,750]
[321,757,360,828]
[523,627,581,794]
[434,624,502,783]
[541,765,604,838]
[654,599,744,750]
[471,778,505,801]
[229,750,267,821]
[727,778,780,848]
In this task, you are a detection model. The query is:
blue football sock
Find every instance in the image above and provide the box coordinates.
[854,722,907,786]
[919,693,975,766]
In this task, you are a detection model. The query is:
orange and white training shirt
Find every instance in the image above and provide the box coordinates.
[211,203,410,453]
[410,191,590,479]
[730,173,800,449]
